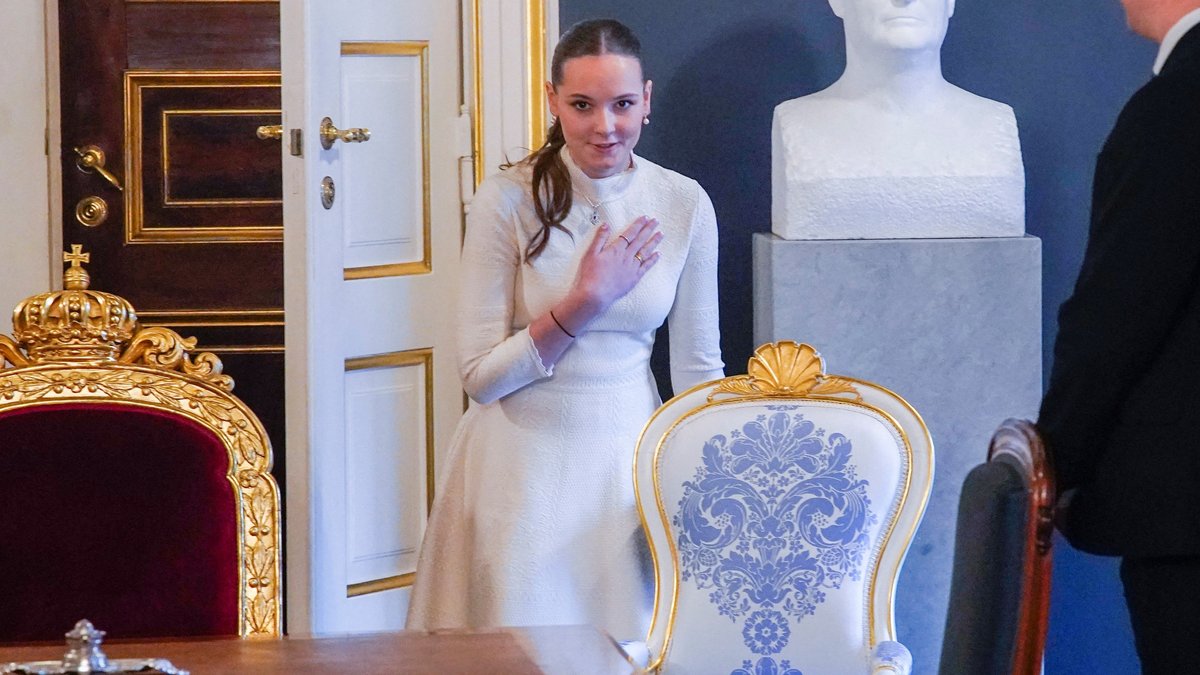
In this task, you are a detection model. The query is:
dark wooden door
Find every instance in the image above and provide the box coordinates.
[59,1,286,491]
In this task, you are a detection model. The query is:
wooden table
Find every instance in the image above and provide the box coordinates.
[0,625,641,674]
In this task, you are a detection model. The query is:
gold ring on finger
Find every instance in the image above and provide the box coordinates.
[634,252,645,262]
[618,235,633,246]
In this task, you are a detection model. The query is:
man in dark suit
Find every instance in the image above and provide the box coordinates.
[1038,1,1200,670]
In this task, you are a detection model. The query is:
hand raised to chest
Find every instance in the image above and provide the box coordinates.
[571,216,663,312]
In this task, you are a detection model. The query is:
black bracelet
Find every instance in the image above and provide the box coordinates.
[549,310,575,338]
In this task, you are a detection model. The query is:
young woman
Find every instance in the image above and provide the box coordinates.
[406,19,724,642]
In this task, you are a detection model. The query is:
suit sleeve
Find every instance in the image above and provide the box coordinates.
[1038,81,1200,491]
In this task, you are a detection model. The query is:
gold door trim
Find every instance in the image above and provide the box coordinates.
[340,41,426,57]
[471,0,485,187]
[162,109,284,207]
[526,0,548,151]
[347,573,415,598]
[201,346,286,354]
[137,309,284,328]
[343,348,436,595]
[124,70,282,245]
[469,0,550,188]
[343,261,431,280]
[339,42,432,280]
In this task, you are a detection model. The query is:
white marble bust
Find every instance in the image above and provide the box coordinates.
[772,0,1025,239]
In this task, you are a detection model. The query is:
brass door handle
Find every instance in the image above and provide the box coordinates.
[257,125,284,140]
[319,117,371,150]
[74,145,124,192]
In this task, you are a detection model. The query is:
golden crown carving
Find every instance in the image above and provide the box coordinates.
[0,245,232,391]
[8,245,139,364]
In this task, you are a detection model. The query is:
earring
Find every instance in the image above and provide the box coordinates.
[642,116,650,126]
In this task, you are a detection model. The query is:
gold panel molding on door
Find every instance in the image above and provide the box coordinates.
[319,117,371,150]
[124,70,283,245]
[163,109,284,208]
[339,40,432,282]
[343,347,437,597]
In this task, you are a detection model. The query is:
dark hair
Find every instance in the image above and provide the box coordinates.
[522,19,644,262]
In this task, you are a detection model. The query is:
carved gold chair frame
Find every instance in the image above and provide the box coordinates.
[634,341,935,673]
[0,246,281,638]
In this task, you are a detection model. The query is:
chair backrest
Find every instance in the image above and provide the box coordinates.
[635,342,933,673]
[938,418,1054,675]
[0,250,281,641]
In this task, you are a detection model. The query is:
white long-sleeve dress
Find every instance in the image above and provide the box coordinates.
[405,148,724,642]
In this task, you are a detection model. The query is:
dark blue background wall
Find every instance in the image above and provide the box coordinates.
[559,0,1157,671]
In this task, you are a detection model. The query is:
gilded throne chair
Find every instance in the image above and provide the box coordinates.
[634,342,933,674]
[0,248,281,642]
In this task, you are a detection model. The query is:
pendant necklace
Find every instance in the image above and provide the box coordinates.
[579,191,620,226]
[574,163,632,226]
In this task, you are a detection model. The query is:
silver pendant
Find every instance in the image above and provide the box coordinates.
[590,209,600,225]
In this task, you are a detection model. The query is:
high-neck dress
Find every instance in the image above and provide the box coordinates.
[405,148,724,642]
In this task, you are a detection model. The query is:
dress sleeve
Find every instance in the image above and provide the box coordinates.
[667,183,725,394]
[456,177,553,405]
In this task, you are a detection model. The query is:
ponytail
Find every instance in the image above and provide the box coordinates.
[523,119,572,262]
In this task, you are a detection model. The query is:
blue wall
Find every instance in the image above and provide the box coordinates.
[558,1,1155,671]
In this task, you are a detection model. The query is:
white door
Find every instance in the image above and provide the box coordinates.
[280,1,464,634]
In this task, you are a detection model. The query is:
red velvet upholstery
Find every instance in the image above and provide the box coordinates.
[0,403,239,641]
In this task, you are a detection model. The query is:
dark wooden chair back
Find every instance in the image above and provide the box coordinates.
[938,418,1054,675]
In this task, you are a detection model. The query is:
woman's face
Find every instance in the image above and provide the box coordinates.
[835,0,954,52]
[547,54,652,179]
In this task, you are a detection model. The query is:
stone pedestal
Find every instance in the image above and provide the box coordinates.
[753,233,1042,670]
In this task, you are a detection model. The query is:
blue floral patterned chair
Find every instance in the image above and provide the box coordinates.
[634,342,933,674]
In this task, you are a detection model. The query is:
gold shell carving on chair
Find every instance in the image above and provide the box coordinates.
[709,341,861,402]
